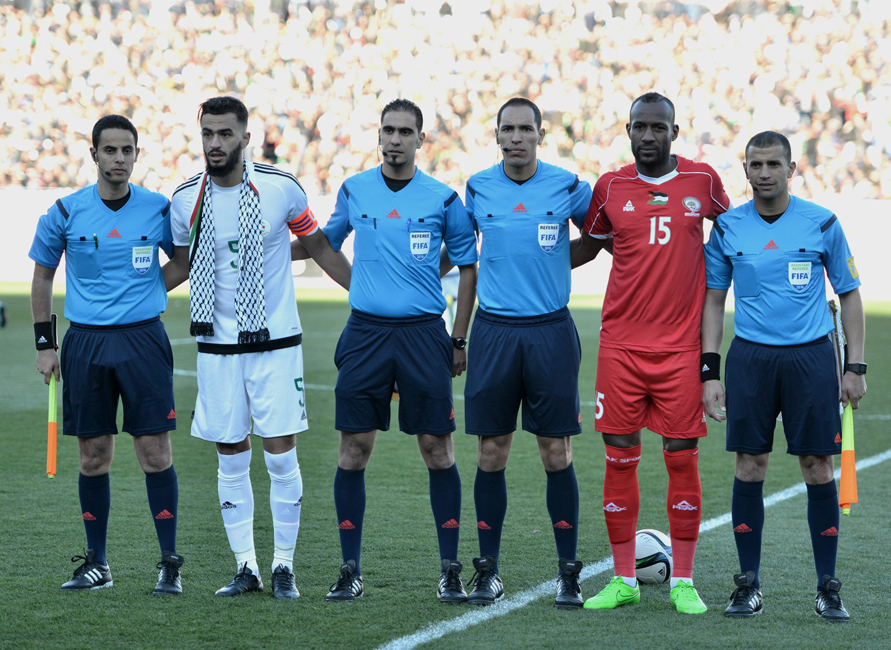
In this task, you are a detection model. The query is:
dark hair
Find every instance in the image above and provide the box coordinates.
[629,92,676,124]
[496,97,542,130]
[745,131,792,163]
[198,96,249,127]
[92,115,138,149]
[381,98,423,131]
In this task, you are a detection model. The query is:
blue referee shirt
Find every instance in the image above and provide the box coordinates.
[323,167,478,318]
[467,161,592,316]
[29,184,173,326]
[704,196,861,345]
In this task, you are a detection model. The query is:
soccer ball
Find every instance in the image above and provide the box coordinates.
[635,529,672,584]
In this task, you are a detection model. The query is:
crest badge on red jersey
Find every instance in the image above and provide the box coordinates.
[682,196,701,217]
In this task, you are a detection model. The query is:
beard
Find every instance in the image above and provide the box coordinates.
[205,145,243,178]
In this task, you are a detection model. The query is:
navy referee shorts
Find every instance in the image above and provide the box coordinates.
[465,306,582,437]
[61,317,176,438]
[725,335,842,456]
[334,310,456,436]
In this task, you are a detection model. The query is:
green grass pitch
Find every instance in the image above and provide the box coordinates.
[0,288,889,650]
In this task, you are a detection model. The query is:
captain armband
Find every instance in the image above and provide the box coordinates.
[288,208,319,237]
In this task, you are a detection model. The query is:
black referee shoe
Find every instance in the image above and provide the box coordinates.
[724,571,763,618]
[153,551,184,596]
[61,549,113,591]
[437,559,468,604]
[215,564,263,597]
[815,575,850,623]
[555,558,584,609]
[467,556,504,606]
[326,560,363,602]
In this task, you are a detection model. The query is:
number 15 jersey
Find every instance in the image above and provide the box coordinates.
[585,156,730,353]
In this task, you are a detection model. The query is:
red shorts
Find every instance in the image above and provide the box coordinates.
[592,346,707,439]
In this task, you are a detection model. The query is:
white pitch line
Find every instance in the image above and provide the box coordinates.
[376,447,891,650]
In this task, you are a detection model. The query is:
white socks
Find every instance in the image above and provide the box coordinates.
[265,448,303,573]
[217,447,304,576]
[217,449,258,575]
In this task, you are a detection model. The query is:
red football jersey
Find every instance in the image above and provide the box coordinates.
[585,156,730,352]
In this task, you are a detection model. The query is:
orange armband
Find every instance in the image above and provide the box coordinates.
[288,208,318,237]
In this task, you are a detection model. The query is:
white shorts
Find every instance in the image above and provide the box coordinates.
[191,345,309,443]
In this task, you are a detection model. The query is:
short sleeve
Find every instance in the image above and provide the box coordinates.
[321,184,352,253]
[28,200,68,269]
[704,220,732,289]
[584,177,612,238]
[464,183,478,234]
[443,192,478,266]
[821,215,861,294]
[169,188,193,248]
[159,200,174,257]
[708,165,732,215]
[568,175,593,230]
[284,184,318,237]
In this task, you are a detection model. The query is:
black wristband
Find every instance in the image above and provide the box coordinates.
[35,321,56,351]
[700,352,721,382]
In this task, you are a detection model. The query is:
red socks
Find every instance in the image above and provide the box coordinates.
[664,447,702,579]
[603,444,641,577]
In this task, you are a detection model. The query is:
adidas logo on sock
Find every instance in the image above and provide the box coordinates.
[477,521,492,530]
[553,520,574,530]
[734,523,753,533]
[155,509,174,520]
[338,520,356,530]
[440,519,459,529]
[821,527,839,537]
[220,501,236,510]
[83,512,97,521]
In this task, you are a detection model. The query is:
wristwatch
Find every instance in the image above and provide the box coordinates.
[452,337,467,350]
[845,362,867,375]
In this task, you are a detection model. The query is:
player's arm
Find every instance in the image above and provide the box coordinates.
[291,239,310,261]
[162,245,190,291]
[701,288,728,421]
[298,229,351,290]
[31,263,60,384]
[838,287,866,409]
[451,263,477,377]
[570,231,608,268]
[439,246,455,278]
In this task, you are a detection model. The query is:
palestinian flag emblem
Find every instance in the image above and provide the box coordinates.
[648,191,669,205]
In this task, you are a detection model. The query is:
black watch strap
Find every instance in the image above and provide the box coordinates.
[845,362,867,375]
[452,337,467,350]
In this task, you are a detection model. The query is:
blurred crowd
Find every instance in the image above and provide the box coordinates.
[2,0,889,202]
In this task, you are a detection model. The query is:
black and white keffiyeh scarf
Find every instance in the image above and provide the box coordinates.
[188,162,270,344]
